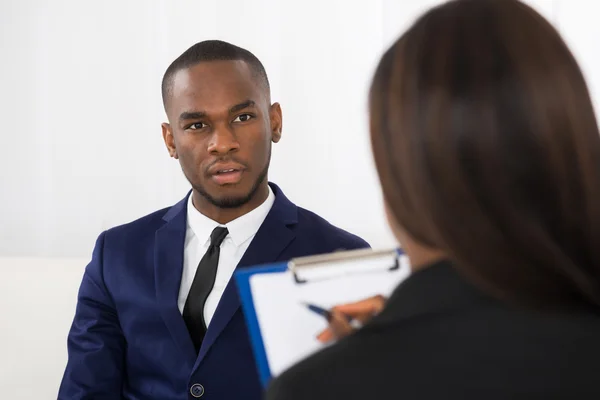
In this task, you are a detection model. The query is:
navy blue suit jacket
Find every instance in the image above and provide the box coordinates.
[58,183,369,400]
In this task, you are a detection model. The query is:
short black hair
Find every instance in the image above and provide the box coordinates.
[161,40,270,108]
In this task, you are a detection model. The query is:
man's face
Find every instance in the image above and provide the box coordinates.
[162,60,282,208]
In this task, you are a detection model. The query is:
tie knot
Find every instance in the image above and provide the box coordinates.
[210,227,229,247]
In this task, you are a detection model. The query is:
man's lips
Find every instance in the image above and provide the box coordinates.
[209,163,246,185]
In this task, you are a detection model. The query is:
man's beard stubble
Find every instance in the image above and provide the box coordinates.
[191,158,270,209]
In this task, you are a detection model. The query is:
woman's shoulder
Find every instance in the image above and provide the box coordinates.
[265,328,403,400]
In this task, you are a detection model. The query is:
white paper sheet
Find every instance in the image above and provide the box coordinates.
[248,254,411,377]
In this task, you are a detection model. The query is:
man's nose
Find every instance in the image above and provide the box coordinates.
[207,125,240,155]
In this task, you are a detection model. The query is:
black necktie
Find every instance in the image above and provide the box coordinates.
[183,226,229,353]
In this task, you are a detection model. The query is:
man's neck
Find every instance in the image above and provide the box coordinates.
[191,184,270,225]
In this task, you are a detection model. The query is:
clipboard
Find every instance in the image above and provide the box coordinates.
[234,248,410,387]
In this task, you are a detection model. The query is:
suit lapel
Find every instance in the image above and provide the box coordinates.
[154,193,197,369]
[196,183,298,364]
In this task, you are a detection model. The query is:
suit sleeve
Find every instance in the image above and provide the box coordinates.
[58,232,126,399]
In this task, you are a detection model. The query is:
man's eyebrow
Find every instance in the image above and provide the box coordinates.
[229,100,256,114]
[178,100,255,121]
[179,111,206,121]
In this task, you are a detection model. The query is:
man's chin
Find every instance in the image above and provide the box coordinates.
[210,195,251,209]
[192,165,268,210]
[197,186,254,209]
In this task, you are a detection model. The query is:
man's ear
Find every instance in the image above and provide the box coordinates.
[161,122,178,159]
[270,102,283,143]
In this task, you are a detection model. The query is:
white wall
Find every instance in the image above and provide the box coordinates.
[0,1,599,398]
[1,0,599,259]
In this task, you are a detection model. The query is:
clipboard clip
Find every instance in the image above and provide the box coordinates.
[289,248,402,284]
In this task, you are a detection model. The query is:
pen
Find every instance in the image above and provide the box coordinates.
[301,302,354,323]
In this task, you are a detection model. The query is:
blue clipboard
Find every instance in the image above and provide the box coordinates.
[234,262,288,387]
[234,248,405,388]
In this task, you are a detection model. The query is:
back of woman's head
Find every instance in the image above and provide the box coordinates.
[370,0,600,309]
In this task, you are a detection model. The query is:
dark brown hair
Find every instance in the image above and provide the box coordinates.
[370,0,600,309]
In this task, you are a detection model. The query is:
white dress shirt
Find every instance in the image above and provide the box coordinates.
[178,186,275,326]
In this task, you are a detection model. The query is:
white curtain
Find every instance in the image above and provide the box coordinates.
[0,0,597,258]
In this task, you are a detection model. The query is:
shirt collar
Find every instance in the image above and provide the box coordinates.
[186,186,275,247]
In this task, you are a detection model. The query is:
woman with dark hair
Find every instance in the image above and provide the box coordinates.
[266,0,600,398]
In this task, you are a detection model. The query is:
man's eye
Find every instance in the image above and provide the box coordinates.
[188,122,206,130]
[233,114,253,123]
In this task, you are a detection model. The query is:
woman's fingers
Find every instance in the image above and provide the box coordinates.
[316,328,334,343]
[332,295,387,323]
[316,311,352,343]
[328,310,354,337]
[316,295,387,343]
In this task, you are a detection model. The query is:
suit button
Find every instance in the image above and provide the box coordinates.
[190,383,205,398]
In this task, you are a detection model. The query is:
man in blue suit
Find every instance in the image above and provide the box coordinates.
[58,40,369,400]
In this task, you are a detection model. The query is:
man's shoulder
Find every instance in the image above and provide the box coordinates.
[293,206,370,251]
[101,202,179,244]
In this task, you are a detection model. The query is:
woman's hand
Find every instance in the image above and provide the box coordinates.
[316,295,387,343]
